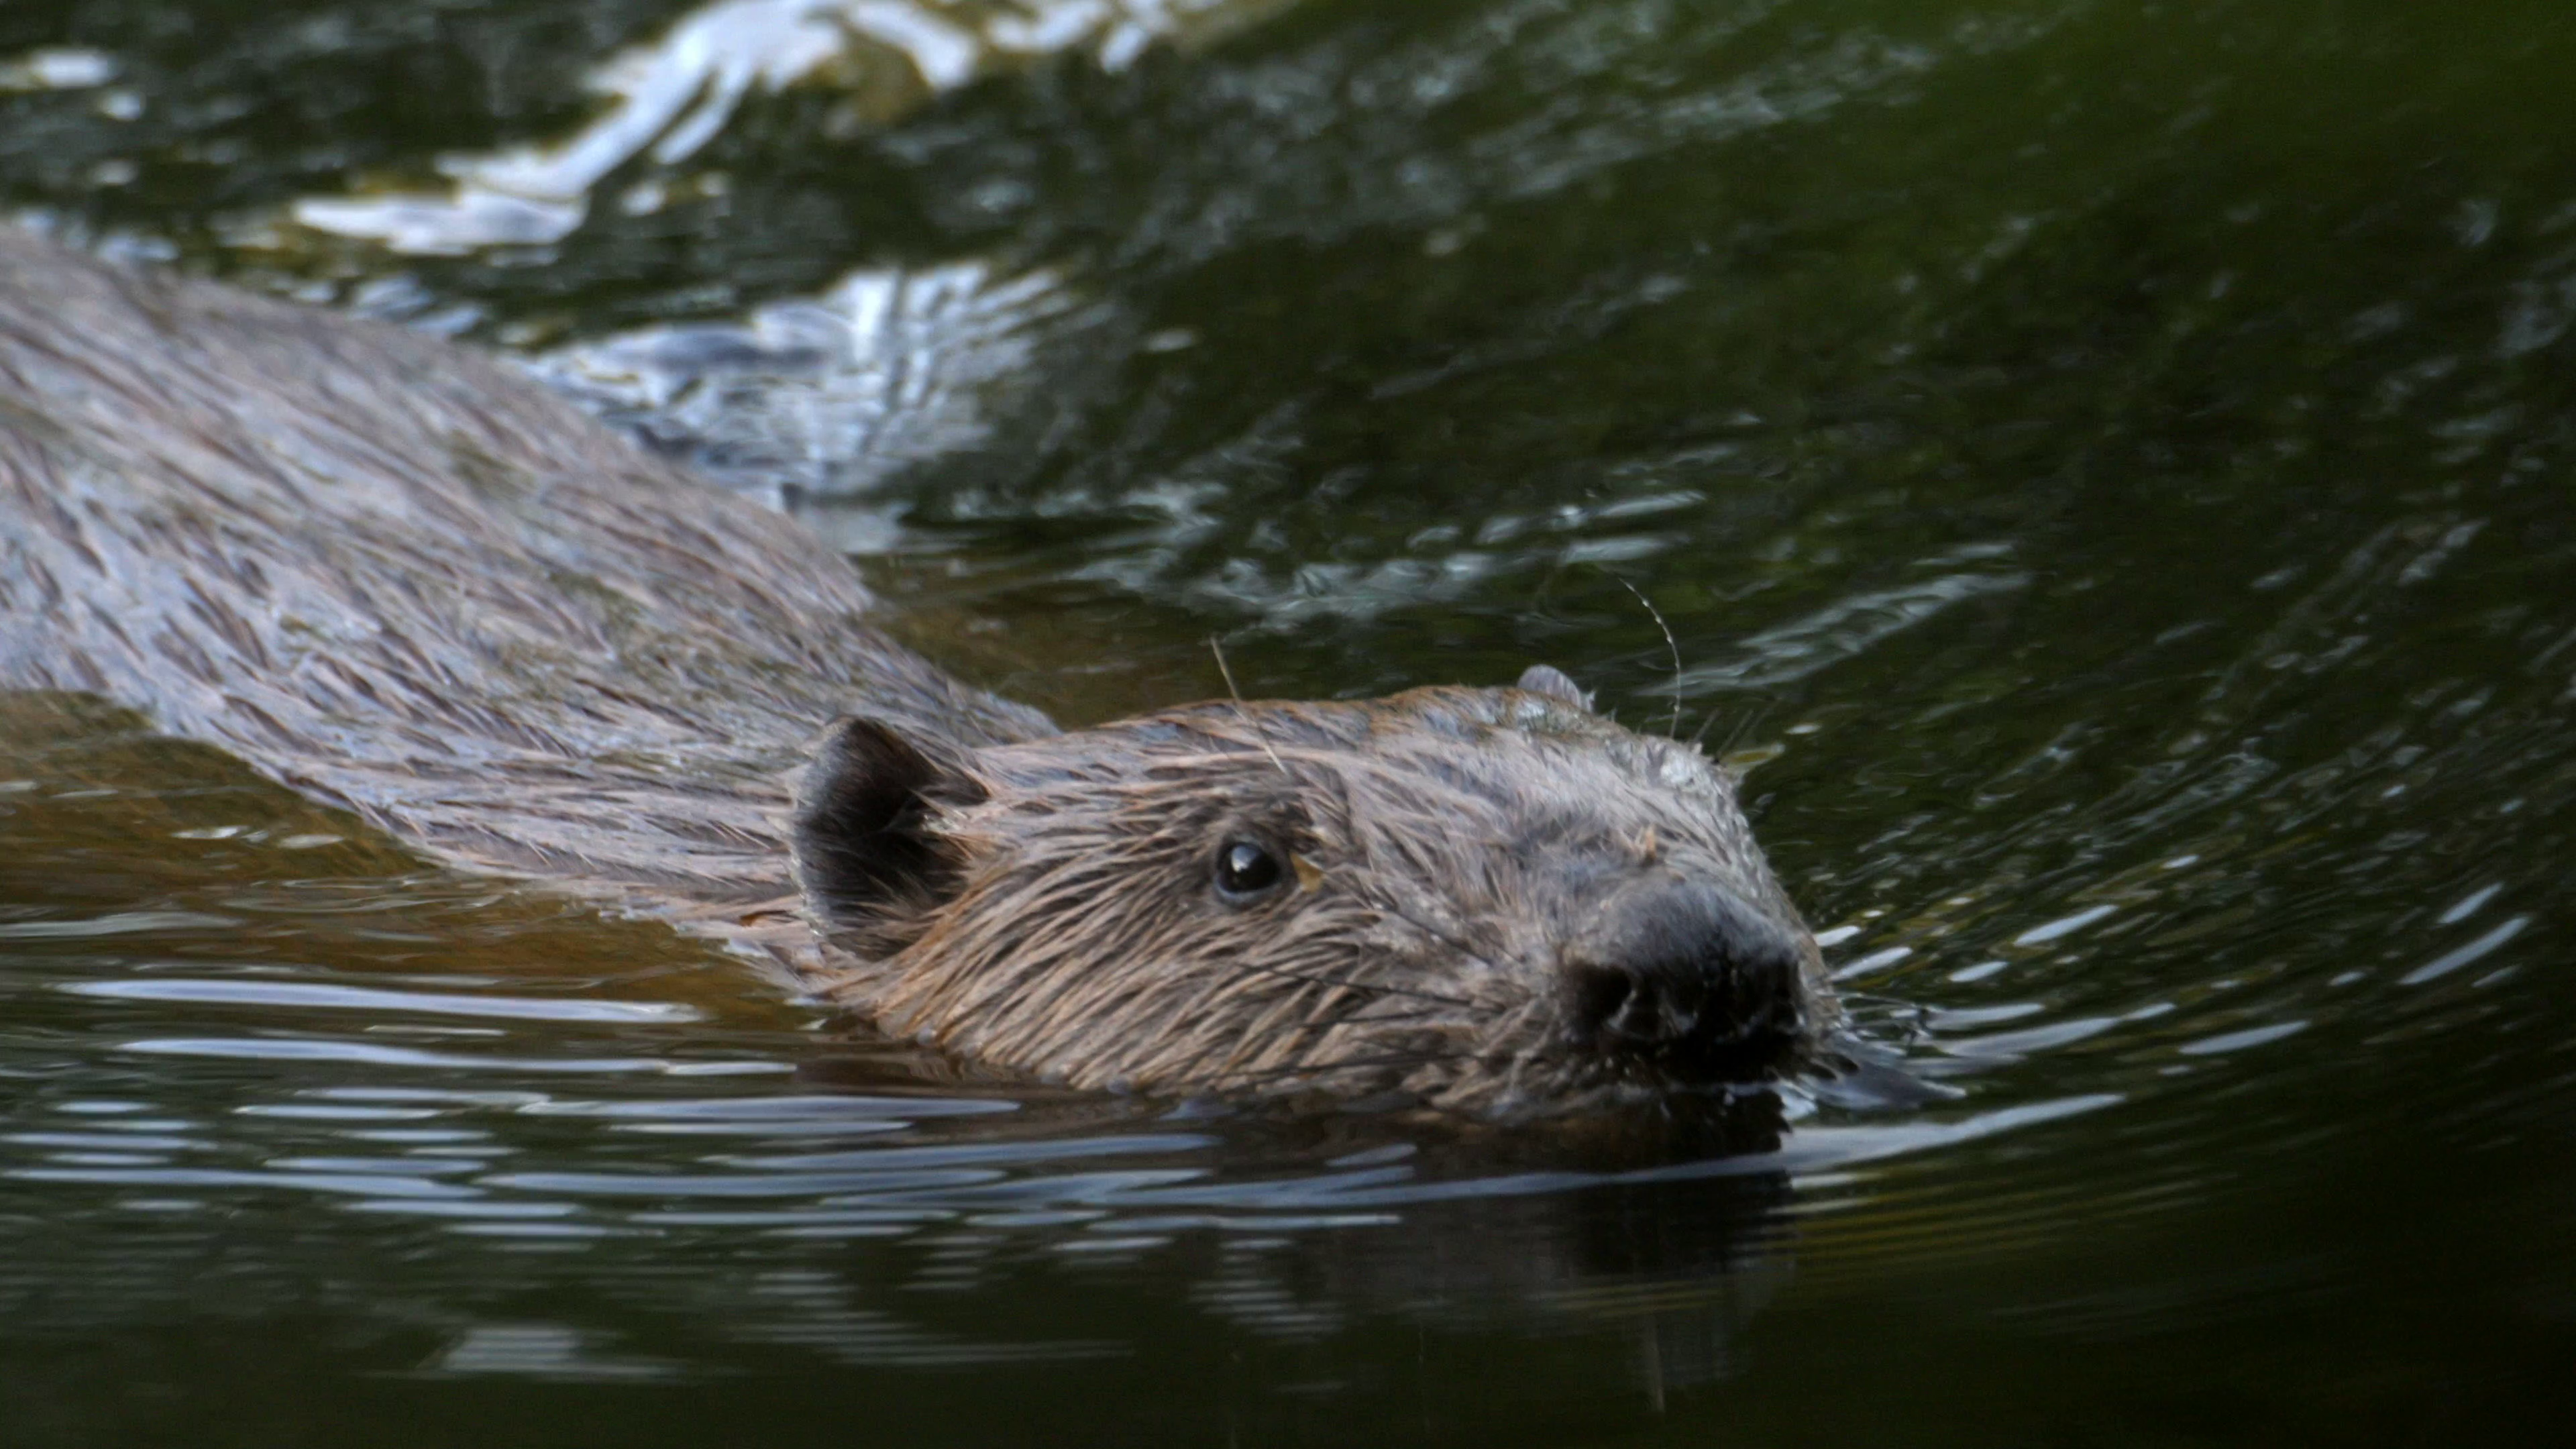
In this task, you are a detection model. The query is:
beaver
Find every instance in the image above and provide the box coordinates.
[0,229,1833,1116]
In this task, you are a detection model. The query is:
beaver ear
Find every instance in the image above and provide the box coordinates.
[792,718,988,934]
[1516,663,1594,711]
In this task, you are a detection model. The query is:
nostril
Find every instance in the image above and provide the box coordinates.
[1567,961,1700,1045]
[1568,963,1639,1040]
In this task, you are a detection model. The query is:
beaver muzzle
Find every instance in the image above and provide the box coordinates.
[1560,875,1812,1081]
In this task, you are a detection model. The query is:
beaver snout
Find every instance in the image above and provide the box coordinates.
[1560,876,1811,1078]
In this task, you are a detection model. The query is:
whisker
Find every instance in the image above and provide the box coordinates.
[1613,574,1686,741]
[1208,635,1287,775]
[1708,698,1775,759]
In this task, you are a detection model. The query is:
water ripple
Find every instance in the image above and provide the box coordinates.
[69,977,703,1024]
[119,1038,788,1075]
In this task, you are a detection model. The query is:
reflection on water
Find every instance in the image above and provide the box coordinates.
[530,258,1095,511]
[4,0,2576,1440]
[290,0,1286,254]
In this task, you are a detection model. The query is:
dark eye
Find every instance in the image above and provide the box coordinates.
[1212,839,1285,902]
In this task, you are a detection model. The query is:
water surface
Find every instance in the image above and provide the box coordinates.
[2,0,2572,1442]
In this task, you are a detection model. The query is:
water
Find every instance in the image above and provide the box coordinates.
[3,0,2573,1442]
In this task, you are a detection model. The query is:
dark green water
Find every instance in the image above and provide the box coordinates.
[3,0,2574,1442]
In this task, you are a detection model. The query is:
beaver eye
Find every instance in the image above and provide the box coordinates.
[1212,839,1285,902]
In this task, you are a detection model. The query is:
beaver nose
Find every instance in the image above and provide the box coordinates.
[1562,877,1810,1065]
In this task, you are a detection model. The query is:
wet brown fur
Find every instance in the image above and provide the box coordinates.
[0,231,1831,1115]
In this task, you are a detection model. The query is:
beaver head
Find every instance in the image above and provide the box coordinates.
[792,665,1831,1116]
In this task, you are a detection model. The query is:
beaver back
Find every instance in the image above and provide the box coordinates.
[0,231,1049,949]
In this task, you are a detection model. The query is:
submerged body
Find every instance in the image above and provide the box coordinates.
[0,231,1833,1115]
